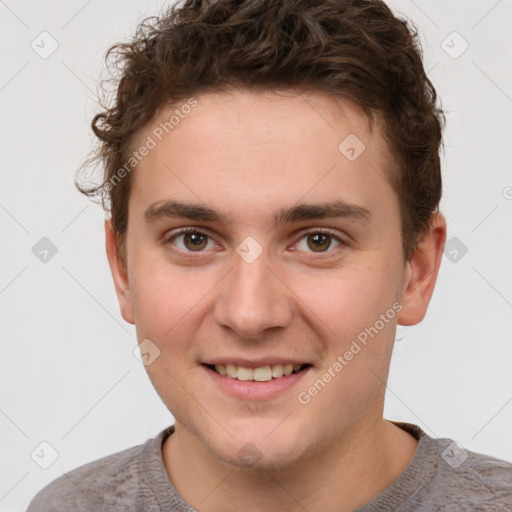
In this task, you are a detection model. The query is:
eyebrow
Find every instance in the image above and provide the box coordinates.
[274,201,373,225]
[144,200,228,224]
[143,199,373,226]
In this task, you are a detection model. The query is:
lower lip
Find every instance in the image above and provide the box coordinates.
[202,365,312,400]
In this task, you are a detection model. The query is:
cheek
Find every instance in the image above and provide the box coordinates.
[293,261,401,423]
[291,257,402,344]
[128,252,206,343]
[130,264,206,401]
[128,252,231,373]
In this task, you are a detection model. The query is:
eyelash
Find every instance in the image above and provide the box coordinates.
[164,227,347,256]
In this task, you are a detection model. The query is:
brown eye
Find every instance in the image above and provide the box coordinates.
[183,232,208,251]
[307,233,332,252]
[170,230,215,252]
[295,232,342,253]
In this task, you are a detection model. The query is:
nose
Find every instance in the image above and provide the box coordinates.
[213,249,293,339]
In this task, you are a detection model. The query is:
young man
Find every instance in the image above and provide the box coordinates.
[27,0,512,510]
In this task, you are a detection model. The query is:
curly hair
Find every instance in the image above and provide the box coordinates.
[78,0,444,261]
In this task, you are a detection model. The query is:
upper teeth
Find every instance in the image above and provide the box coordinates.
[214,363,303,381]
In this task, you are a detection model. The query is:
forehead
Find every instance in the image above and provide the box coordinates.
[129,89,396,222]
[147,89,377,157]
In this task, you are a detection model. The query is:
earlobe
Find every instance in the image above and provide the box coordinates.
[397,213,447,326]
[105,220,135,325]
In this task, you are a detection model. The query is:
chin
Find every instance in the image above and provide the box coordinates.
[216,439,307,472]
[202,421,314,472]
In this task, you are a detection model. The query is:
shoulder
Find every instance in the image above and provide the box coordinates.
[430,443,512,510]
[26,428,173,512]
[401,423,512,511]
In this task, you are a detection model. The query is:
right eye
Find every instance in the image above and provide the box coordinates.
[168,229,217,252]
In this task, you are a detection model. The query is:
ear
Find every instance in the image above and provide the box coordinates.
[397,213,446,326]
[105,219,135,324]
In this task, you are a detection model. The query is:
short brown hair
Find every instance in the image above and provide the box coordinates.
[78,0,444,261]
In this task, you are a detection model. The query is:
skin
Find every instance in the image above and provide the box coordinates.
[106,89,446,511]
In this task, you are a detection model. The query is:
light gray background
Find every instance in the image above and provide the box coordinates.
[1,1,511,510]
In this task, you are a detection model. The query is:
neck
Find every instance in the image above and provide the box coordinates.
[162,418,418,512]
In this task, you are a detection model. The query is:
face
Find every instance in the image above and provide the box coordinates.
[108,89,440,470]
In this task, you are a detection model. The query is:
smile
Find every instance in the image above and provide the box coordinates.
[201,361,313,400]
[207,363,310,382]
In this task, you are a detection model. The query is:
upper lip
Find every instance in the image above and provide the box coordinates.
[202,358,311,368]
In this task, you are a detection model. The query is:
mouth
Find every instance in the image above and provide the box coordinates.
[203,363,312,382]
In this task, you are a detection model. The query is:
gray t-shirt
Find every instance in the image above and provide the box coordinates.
[26,422,512,511]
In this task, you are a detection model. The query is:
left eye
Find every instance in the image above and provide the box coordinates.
[295,232,342,253]
[172,231,216,252]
